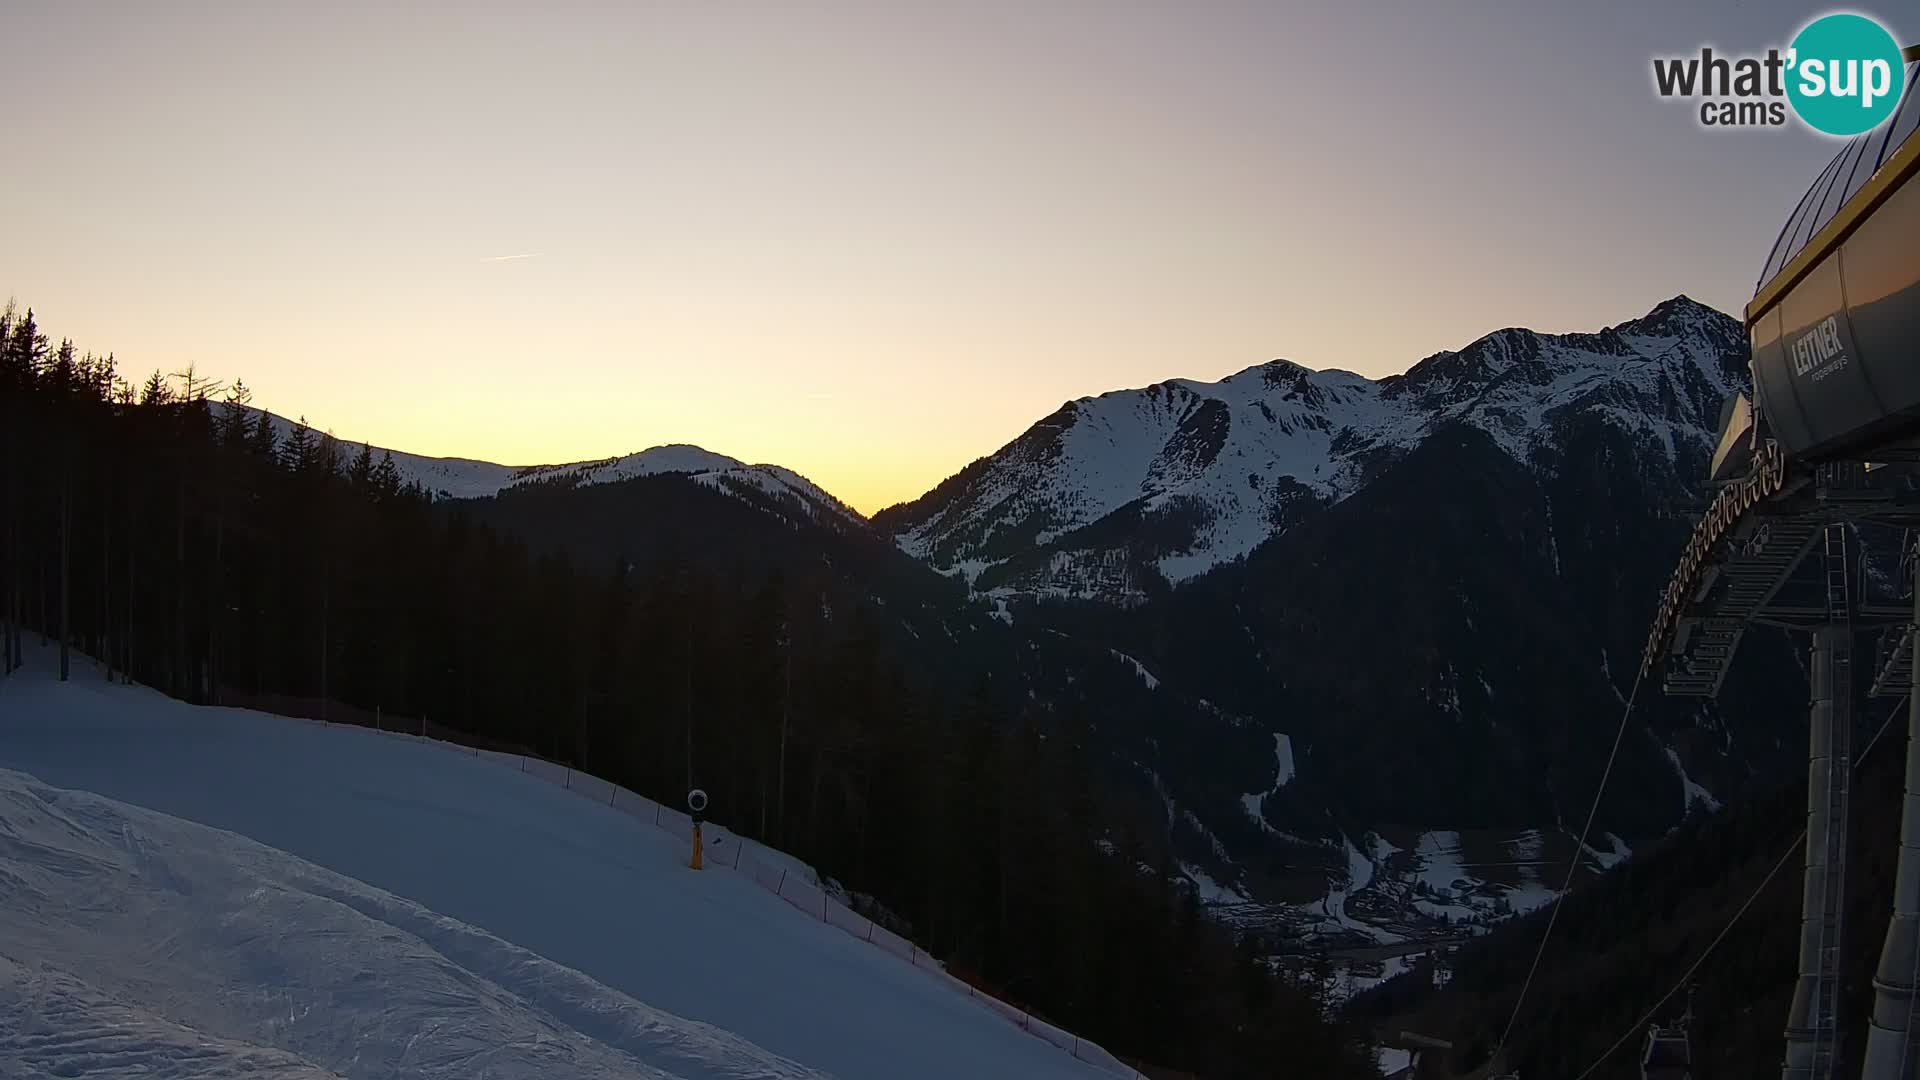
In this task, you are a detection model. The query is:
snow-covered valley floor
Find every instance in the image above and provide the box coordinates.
[0,647,1107,1080]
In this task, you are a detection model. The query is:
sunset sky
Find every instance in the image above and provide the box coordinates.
[1,1,1886,513]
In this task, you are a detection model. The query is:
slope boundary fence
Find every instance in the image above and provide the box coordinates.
[213,685,1144,1079]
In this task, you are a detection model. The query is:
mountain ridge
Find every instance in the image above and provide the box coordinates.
[242,294,1740,575]
[874,295,1744,603]
[238,406,865,530]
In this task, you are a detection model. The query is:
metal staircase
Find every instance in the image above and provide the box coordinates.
[1639,457,1920,1080]
[1664,519,1822,696]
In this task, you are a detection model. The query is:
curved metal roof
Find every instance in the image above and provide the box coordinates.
[1756,59,1920,298]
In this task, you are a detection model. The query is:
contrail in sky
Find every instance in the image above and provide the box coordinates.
[485,253,542,261]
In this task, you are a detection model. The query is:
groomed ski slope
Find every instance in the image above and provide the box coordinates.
[0,647,1110,1080]
[0,766,829,1080]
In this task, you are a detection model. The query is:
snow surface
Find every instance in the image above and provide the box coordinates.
[0,650,1108,1080]
[1271,733,1295,786]
[1310,835,1399,946]
[987,596,1014,625]
[1665,747,1723,814]
[1237,734,1295,833]
[1500,829,1558,916]
[238,408,861,527]
[1179,864,1251,905]
[0,768,831,1080]
[1581,832,1634,871]
[1343,834,1375,894]
[1412,831,1470,896]
[1108,650,1160,690]
[1263,822,1619,943]
[1377,1046,1413,1075]
[1325,952,1423,1005]
[1370,832,1402,863]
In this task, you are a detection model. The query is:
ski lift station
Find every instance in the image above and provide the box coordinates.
[1643,47,1920,1080]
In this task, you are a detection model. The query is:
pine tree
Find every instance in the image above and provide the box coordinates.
[317,432,342,481]
[281,417,314,473]
[5,309,47,388]
[48,339,78,393]
[221,380,254,447]
[250,410,278,459]
[87,352,117,400]
[373,451,400,499]
[350,442,375,492]
[139,370,173,406]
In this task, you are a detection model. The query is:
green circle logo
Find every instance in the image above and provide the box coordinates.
[1787,13,1906,136]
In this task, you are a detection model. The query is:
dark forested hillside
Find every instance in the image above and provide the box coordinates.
[1106,418,1809,839]
[1354,687,1912,1078]
[0,304,1377,1080]
[874,299,1818,921]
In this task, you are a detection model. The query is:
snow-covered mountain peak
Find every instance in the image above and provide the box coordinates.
[515,443,749,483]
[1624,293,1727,338]
[237,409,864,529]
[877,297,1747,601]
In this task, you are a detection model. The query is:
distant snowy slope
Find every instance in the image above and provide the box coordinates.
[239,408,862,527]
[875,296,1743,600]
[0,649,1105,1080]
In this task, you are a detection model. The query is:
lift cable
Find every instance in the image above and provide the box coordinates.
[1492,666,1646,1062]
[1565,694,1911,1080]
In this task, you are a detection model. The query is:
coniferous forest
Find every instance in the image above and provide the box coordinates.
[1354,668,1905,1079]
[0,303,1379,1080]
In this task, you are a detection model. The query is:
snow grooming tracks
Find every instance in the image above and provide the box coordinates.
[0,768,837,1080]
[344,721,1146,1079]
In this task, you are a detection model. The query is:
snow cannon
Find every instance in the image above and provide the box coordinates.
[687,789,708,870]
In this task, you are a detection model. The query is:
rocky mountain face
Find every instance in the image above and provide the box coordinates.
[877,296,1816,945]
[876,296,1745,604]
